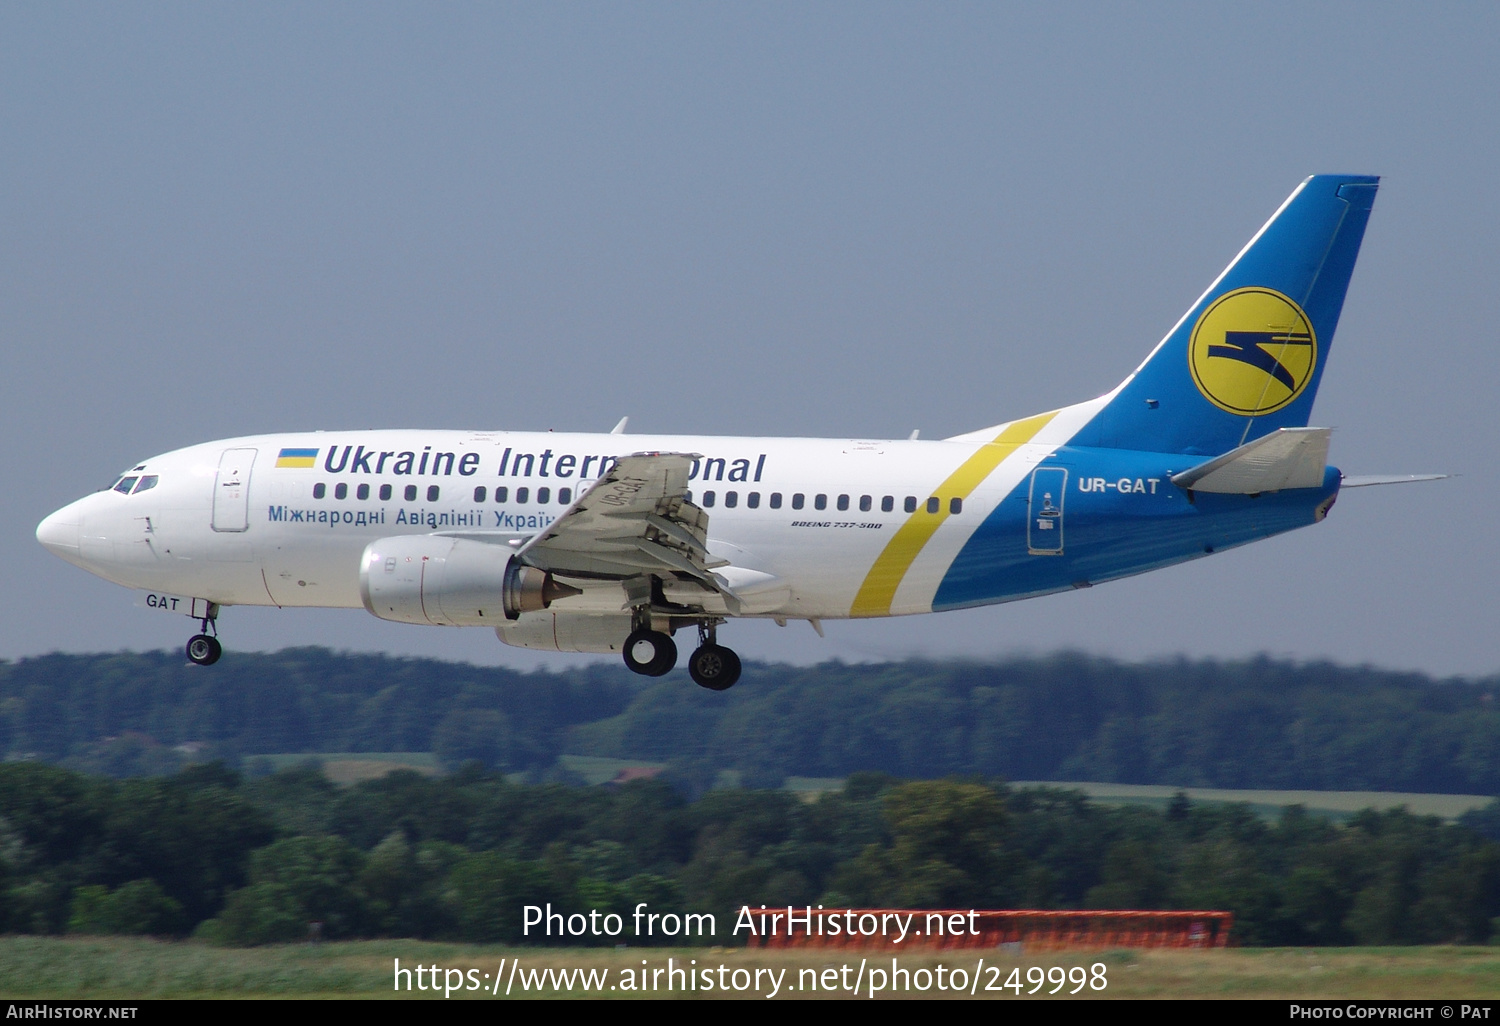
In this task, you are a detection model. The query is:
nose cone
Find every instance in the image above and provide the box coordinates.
[37,503,83,564]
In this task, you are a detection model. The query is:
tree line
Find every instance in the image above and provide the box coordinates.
[3,648,1500,793]
[1,761,1497,947]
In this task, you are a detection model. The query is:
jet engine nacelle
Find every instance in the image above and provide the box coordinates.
[359,536,579,626]
[495,612,635,653]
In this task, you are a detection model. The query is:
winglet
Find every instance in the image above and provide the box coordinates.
[610,417,629,435]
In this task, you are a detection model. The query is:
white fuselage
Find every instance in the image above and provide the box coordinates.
[37,424,1081,623]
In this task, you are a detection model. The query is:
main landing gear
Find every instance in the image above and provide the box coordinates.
[185,606,222,666]
[623,627,677,677]
[687,635,741,691]
[619,619,742,690]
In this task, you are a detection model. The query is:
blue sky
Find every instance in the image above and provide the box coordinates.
[4,3,1496,674]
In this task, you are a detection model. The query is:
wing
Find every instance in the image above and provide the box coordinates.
[514,452,736,606]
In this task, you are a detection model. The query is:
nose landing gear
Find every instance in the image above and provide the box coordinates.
[185,607,222,666]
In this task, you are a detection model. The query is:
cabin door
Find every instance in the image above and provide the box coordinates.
[212,448,257,532]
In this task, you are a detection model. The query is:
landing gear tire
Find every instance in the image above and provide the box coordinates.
[688,644,741,691]
[186,634,222,666]
[623,629,677,677]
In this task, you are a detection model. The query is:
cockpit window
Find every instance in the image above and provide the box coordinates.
[132,475,159,494]
[114,476,139,494]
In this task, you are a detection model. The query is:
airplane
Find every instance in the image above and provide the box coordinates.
[37,174,1441,690]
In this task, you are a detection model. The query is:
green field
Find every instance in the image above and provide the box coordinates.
[2,938,1498,999]
[554,754,667,785]
[1010,781,1495,821]
[244,755,1497,824]
[248,753,438,785]
[783,776,846,799]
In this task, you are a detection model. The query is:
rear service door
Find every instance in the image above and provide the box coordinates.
[1027,467,1067,555]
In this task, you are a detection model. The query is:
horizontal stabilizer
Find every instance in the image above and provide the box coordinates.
[1340,473,1450,488]
[1171,427,1331,494]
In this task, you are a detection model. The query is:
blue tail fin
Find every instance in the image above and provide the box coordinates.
[1079,175,1378,456]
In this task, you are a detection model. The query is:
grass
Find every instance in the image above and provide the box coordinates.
[3,938,1499,999]
[1009,782,1494,822]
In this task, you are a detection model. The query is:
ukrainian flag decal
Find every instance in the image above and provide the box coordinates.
[275,447,319,468]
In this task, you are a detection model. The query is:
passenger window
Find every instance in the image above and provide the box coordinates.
[769,492,782,509]
[881,495,894,513]
[379,484,392,501]
[473,486,487,502]
[927,496,940,514]
[427,485,440,502]
[747,492,760,509]
[703,491,716,507]
[313,483,326,499]
[357,483,370,500]
[858,495,870,512]
[516,486,529,504]
[791,493,804,510]
[537,487,550,504]
[335,483,348,500]
[725,491,738,508]
[115,477,139,494]
[559,488,572,504]
[132,476,158,494]
[404,485,418,501]
[836,494,849,511]
[495,486,508,503]
[904,496,917,513]
[814,494,827,510]
[685,491,693,503]
[950,497,963,514]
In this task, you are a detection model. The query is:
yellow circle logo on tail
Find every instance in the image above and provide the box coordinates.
[1188,287,1317,416]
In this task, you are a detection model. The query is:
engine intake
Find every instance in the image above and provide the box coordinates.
[359,536,580,626]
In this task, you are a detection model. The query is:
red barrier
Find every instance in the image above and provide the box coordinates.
[747,908,1232,951]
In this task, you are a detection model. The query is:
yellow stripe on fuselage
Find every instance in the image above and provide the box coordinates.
[849,411,1058,617]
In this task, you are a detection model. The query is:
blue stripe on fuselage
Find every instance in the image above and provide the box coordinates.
[932,449,1340,611]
